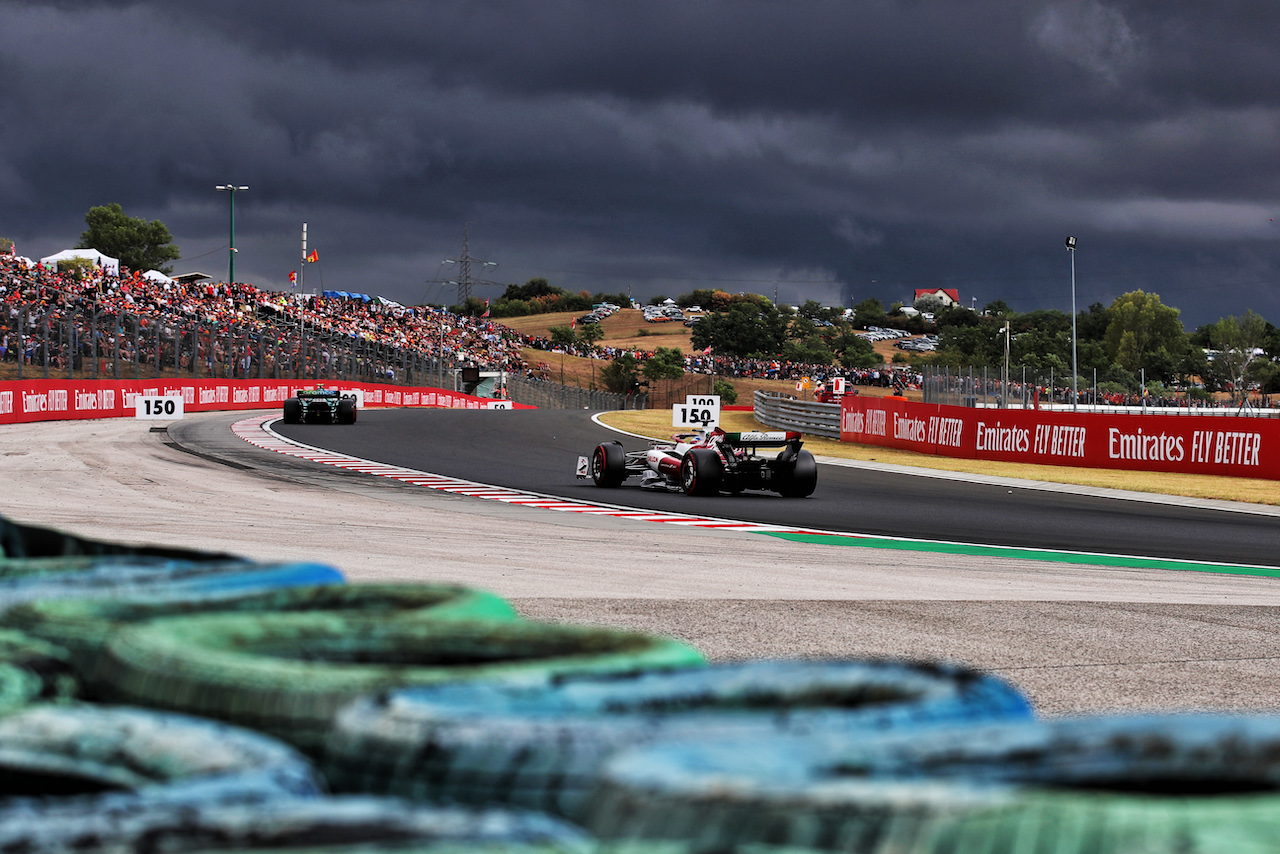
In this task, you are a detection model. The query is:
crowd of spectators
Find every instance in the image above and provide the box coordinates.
[0,254,530,378]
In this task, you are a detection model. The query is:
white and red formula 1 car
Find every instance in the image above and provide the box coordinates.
[577,427,817,497]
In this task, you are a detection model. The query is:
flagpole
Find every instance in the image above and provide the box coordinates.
[300,223,307,294]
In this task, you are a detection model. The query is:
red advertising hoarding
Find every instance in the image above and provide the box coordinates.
[840,394,1278,480]
[0,379,531,426]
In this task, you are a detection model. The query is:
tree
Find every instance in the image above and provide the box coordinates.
[643,346,686,382]
[548,325,577,347]
[77,203,180,273]
[783,334,834,365]
[1205,310,1270,404]
[913,293,948,314]
[600,353,641,393]
[578,322,605,348]
[851,298,887,329]
[690,301,789,357]
[457,296,487,317]
[712,379,738,404]
[1104,291,1188,381]
[501,278,558,301]
[55,257,97,280]
[796,299,840,324]
[838,335,880,369]
[0,238,12,254]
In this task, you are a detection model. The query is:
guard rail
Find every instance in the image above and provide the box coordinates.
[753,391,841,439]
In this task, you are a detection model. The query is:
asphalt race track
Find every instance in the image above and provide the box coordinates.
[274,408,1280,568]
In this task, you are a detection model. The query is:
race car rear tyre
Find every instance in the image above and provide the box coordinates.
[93,613,706,754]
[321,660,1030,821]
[282,397,303,424]
[680,448,722,496]
[591,442,626,488]
[777,449,818,498]
[338,398,357,424]
[4,582,515,682]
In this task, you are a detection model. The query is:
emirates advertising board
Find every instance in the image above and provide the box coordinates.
[0,379,530,426]
[840,394,1278,480]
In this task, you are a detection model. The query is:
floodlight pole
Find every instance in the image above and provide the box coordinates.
[1066,236,1078,411]
[216,184,249,283]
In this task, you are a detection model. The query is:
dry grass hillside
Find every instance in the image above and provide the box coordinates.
[506,308,918,401]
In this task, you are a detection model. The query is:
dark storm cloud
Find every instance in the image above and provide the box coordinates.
[3,0,1280,326]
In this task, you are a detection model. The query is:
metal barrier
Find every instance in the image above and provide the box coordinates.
[753,390,840,438]
[506,374,645,410]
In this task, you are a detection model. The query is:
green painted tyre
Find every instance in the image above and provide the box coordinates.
[94,613,705,753]
[0,629,77,711]
[4,583,517,681]
[322,660,1029,821]
[0,796,590,853]
[587,714,1280,852]
[0,704,321,803]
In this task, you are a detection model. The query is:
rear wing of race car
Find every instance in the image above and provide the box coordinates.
[297,389,342,399]
[721,431,802,447]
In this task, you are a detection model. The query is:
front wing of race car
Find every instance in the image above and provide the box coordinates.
[576,430,816,497]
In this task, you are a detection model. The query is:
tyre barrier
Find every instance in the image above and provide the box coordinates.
[0,628,78,711]
[322,660,1032,822]
[0,558,344,617]
[586,714,1280,852]
[0,795,591,854]
[0,512,345,614]
[92,613,706,754]
[0,513,241,564]
[0,704,322,805]
[3,582,515,681]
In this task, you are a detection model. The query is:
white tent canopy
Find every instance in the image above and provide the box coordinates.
[142,269,173,283]
[38,248,120,276]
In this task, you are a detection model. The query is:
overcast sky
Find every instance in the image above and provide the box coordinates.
[4,1,1280,327]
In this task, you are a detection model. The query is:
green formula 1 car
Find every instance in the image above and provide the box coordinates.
[281,388,357,425]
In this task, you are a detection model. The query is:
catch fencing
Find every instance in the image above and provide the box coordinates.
[922,364,1280,417]
[506,374,645,410]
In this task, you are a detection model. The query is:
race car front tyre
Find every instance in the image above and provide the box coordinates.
[591,442,627,488]
[338,398,357,424]
[680,448,722,496]
[777,449,818,498]
[282,398,303,424]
